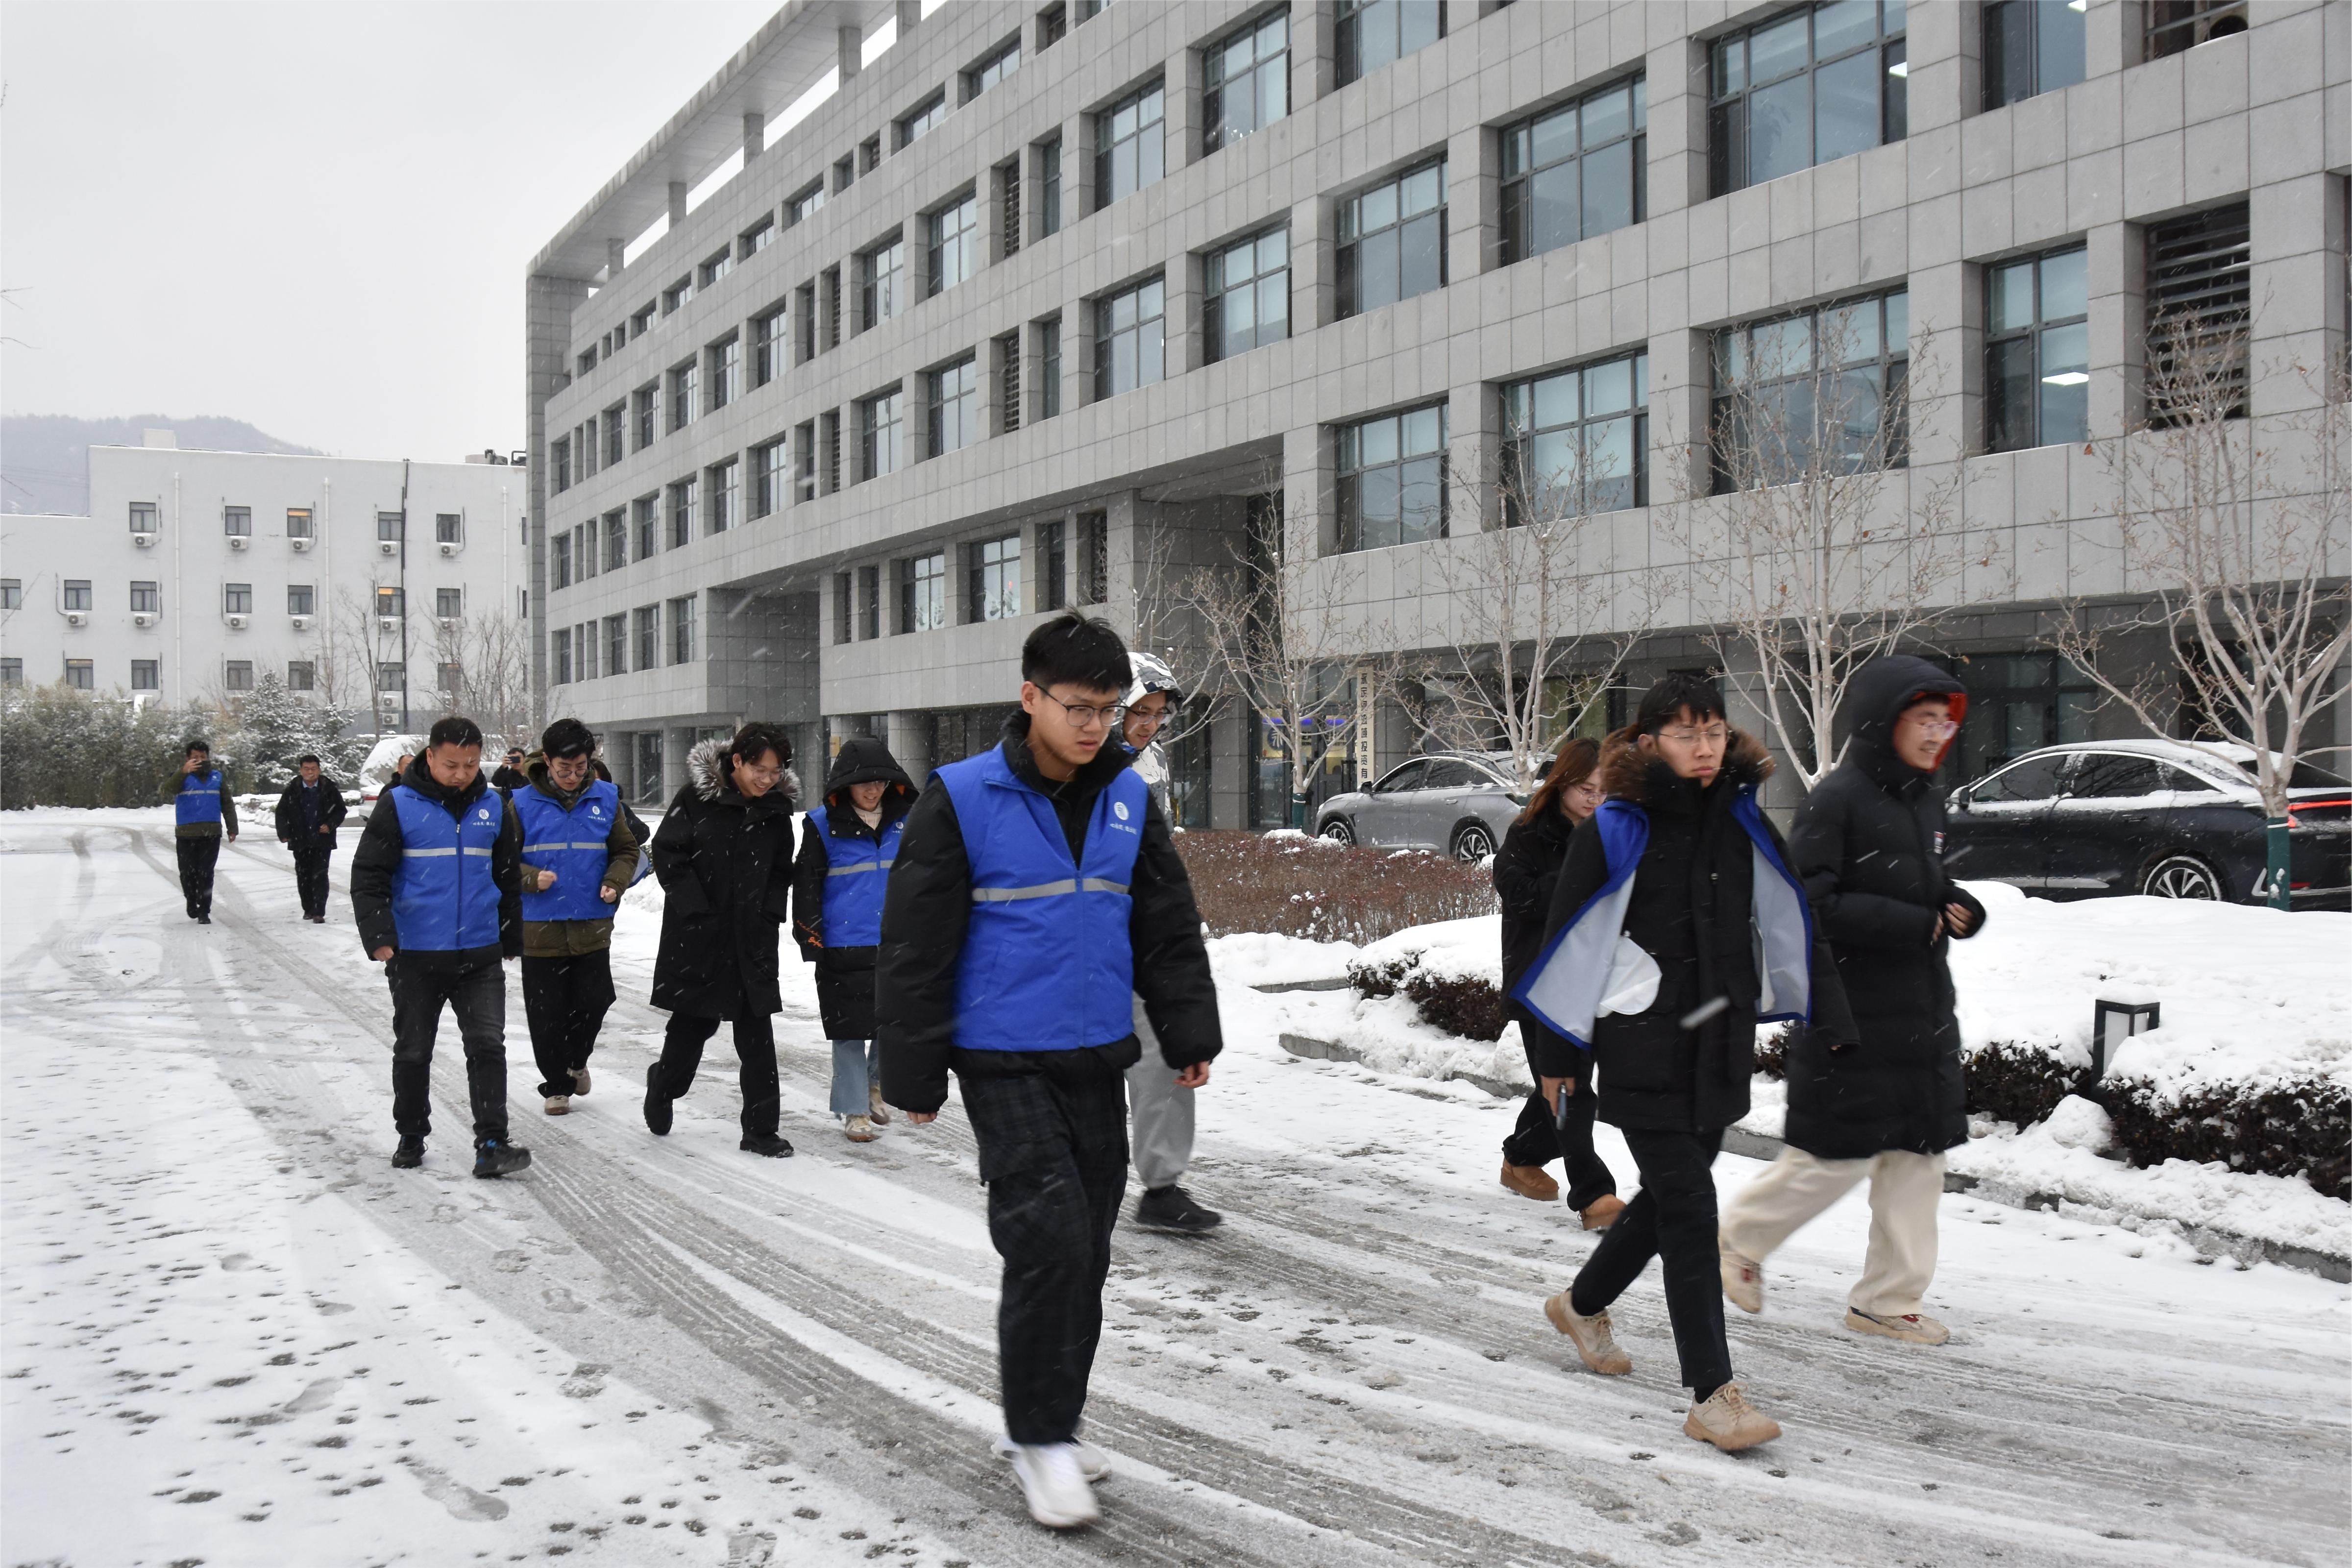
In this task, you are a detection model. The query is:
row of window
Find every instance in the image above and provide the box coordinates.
[549,599,697,684]
[9,577,472,619]
[0,656,438,695]
[111,504,465,542]
[827,514,1111,646]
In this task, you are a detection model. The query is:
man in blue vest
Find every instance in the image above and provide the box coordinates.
[514,718,638,1117]
[350,715,530,1178]
[164,739,238,923]
[877,612,1223,1531]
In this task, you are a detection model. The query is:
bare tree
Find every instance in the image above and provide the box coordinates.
[2053,314,2351,908]
[432,607,538,749]
[1670,307,1979,788]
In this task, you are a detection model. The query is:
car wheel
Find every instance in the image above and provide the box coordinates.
[1318,816,1355,846]
[1450,821,1496,862]
[2140,853,2223,901]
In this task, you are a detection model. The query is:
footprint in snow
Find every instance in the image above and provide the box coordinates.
[400,1456,509,1521]
[218,1253,257,1272]
[281,1378,342,1415]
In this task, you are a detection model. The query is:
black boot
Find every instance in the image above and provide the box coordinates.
[473,1139,532,1179]
[1133,1184,1223,1234]
[643,1064,673,1136]
[391,1136,424,1169]
[740,1132,794,1158]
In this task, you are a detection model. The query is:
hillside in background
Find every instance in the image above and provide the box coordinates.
[1,415,323,516]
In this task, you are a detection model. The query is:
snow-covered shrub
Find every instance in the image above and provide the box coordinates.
[1346,916,1510,1041]
[1175,831,1497,945]
[2103,1077,2349,1199]
[0,684,217,808]
[222,674,368,787]
[1747,1027,2080,1127]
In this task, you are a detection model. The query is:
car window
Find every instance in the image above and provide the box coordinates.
[1421,760,1482,789]
[2159,764,2225,794]
[1971,754,2067,804]
[2067,754,2166,798]
[1374,760,1429,793]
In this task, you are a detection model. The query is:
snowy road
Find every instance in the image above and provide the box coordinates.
[4,812,2347,1568]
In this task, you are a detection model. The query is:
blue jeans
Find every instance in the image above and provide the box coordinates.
[831,1038,880,1116]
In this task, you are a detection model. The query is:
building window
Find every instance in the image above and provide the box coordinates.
[574,418,597,480]
[128,660,159,691]
[1080,511,1108,603]
[835,151,858,193]
[669,595,697,664]
[1095,81,1165,209]
[1712,288,1911,490]
[440,658,466,693]
[787,180,826,225]
[0,579,18,610]
[603,405,623,467]
[930,357,979,456]
[669,478,697,549]
[1205,228,1290,362]
[997,331,1023,434]
[129,502,158,534]
[2146,1,2247,60]
[1986,245,2089,453]
[929,196,979,297]
[741,215,776,257]
[898,91,948,150]
[859,389,905,481]
[284,507,313,539]
[604,509,627,571]
[552,532,573,588]
[670,360,698,431]
[552,436,571,491]
[1040,2,1068,47]
[130,581,160,613]
[377,510,403,541]
[2147,203,2251,423]
[823,410,843,493]
[901,552,948,633]
[707,336,740,411]
[1036,137,1063,236]
[285,661,312,691]
[969,535,1022,622]
[553,628,573,685]
[1339,161,1446,318]
[635,384,659,449]
[605,614,628,676]
[998,159,1023,259]
[1711,2,1908,197]
[1039,519,1067,611]
[374,586,404,618]
[834,572,854,644]
[220,661,252,693]
[860,238,906,330]
[0,658,19,685]
[635,605,661,670]
[1204,10,1289,153]
[794,421,818,503]
[966,38,1020,100]
[631,302,656,336]
[222,583,252,615]
[859,565,882,640]
[222,506,251,537]
[706,460,739,535]
[1501,352,1650,520]
[62,579,92,611]
[753,438,787,517]
[428,588,458,620]
[1502,78,1646,264]
[1038,316,1063,417]
[754,308,787,388]
[1339,404,1448,552]
[1337,0,1443,87]
[1984,0,2086,110]
[59,659,95,690]
[634,494,660,559]
[574,521,596,580]
[700,248,733,289]
[1095,277,1166,400]
[1953,651,2097,778]
[377,661,406,692]
[287,584,315,615]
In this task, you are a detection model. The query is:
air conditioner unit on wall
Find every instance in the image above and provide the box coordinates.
[439,617,460,633]
[290,614,312,632]
[134,612,155,629]
[227,535,249,551]
[438,541,459,558]
[378,616,401,632]
[378,540,397,556]
[225,613,247,630]
[289,536,313,552]
[65,611,86,627]
[133,532,157,549]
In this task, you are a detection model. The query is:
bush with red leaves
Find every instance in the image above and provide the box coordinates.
[1176,831,1497,946]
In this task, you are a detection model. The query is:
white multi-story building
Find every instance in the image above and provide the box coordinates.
[0,436,531,729]
[527,0,2349,823]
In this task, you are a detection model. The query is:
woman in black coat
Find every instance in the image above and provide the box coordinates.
[1494,736,1622,1227]
[1719,654,1986,1348]
[791,735,915,1143]
[643,723,800,1156]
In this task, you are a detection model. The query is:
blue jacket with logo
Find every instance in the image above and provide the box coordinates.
[348,761,523,961]
[166,765,239,839]
[514,776,629,924]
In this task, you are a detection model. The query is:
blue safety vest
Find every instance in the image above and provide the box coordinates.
[937,744,1147,1052]
[175,768,224,826]
[389,783,506,951]
[805,803,902,949]
[514,778,621,924]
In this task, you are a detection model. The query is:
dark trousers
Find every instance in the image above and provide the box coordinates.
[292,848,333,919]
[1501,1079,1618,1211]
[523,951,615,1098]
[386,952,510,1145]
[654,1011,780,1138]
[1570,1127,1732,1395]
[958,1072,1128,1446]
[176,834,221,917]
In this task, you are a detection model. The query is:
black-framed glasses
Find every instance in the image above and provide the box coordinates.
[1038,688,1125,729]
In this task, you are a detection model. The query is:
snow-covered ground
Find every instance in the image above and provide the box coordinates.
[5,808,2349,1567]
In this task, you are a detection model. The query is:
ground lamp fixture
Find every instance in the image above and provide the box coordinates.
[2091,995,2161,1081]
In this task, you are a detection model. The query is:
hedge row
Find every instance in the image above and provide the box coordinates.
[1176,831,1496,945]
[1347,959,1511,1043]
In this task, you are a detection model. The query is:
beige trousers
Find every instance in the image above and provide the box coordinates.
[1720,1147,1946,1319]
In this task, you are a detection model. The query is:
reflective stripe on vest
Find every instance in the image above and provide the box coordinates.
[175,769,224,827]
[803,804,901,949]
[389,784,506,950]
[935,745,1146,1052]
[514,778,621,924]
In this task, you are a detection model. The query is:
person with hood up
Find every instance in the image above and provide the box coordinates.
[273,753,347,923]
[792,735,917,1143]
[643,722,799,1157]
[1513,673,1856,1452]
[1718,655,1986,1346]
[1492,735,1622,1229]
[165,739,238,923]
[1116,651,1221,1234]
[514,719,639,1117]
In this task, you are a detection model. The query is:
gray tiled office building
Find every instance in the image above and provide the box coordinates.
[527,0,2348,825]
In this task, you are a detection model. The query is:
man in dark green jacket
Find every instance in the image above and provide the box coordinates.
[165,739,238,923]
[514,719,638,1117]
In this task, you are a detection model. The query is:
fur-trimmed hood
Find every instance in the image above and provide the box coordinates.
[685,735,800,809]
[1597,723,1775,807]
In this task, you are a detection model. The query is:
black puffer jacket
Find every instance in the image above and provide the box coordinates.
[1494,806,1582,1072]
[1783,655,1987,1159]
[1539,729,1857,1134]
[273,775,348,848]
[649,738,799,1019]
[792,736,917,1040]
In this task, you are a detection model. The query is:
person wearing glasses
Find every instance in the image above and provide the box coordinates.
[876,612,1223,1530]
[513,719,638,1118]
[1719,656,1984,1348]
[1513,672,1854,1452]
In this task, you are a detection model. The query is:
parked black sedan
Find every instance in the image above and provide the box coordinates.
[1943,739,2352,908]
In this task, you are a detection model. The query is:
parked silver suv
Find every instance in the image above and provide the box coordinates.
[1314,752,1528,860]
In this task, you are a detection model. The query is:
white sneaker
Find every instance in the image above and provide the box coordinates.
[543,1095,571,1116]
[994,1432,1110,1482]
[866,1084,892,1125]
[1007,1441,1100,1528]
[1720,1234,1764,1314]
[570,1066,591,1096]
[844,1114,879,1143]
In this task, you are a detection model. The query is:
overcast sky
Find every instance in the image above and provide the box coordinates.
[1,0,799,463]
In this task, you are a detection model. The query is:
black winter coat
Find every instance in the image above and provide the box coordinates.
[348,760,523,964]
[875,714,1223,1117]
[1538,729,1857,1134]
[1494,807,1584,1074]
[1783,655,1988,1159]
[274,776,348,850]
[649,739,799,1020]
[792,736,917,1040]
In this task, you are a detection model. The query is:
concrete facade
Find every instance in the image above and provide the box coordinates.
[0,442,531,725]
[529,0,2351,819]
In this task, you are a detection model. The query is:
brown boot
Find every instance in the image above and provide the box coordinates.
[1580,1194,1626,1230]
[1684,1383,1781,1451]
[1543,1292,1632,1375]
[1499,1163,1560,1201]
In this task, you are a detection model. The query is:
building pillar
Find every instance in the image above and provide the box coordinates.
[838,24,863,81]
[1649,327,1712,508]
[668,181,688,226]
[1292,187,1339,331]
[1060,111,1095,223]
[1163,40,1204,173]
[1448,380,1501,534]
[1063,296,1094,415]
[606,238,626,281]
[1165,247,1206,378]
[744,111,765,164]
[887,710,933,787]
[1446,122,1501,288]
[1292,0,1337,109]
[1645,37,1707,217]
[1283,423,1334,558]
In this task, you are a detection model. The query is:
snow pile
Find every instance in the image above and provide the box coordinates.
[1205,930,1362,987]
[1352,914,1503,987]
